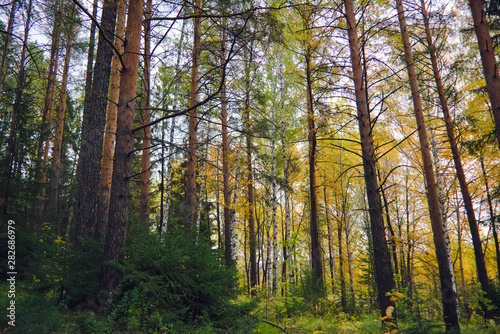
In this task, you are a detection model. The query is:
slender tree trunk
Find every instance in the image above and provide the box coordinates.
[395,0,459,330]
[184,0,203,235]
[73,0,119,246]
[140,0,152,225]
[48,9,75,213]
[271,105,279,295]
[0,0,33,213]
[305,46,323,286]
[36,1,62,215]
[221,22,233,266]
[95,0,126,239]
[82,0,99,120]
[456,194,471,317]
[163,117,176,234]
[281,82,291,290]
[196,136,208,235]
[230,138,243,263]
[344,0,395,318]
[99,0,144,299]
[0,0,16,95]
[324,187,337,295]
[379,178,399,276]
[422,0,491,317]
[480,156,500,283]
[468,0,500,151]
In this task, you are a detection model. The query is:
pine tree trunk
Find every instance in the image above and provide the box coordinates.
[95,0,126,239]
[221,23,233,266]
[100,0,144,299]
[48,8,75,213]
[468,0,500,151]
[73,0,119,246]
[344,0,395,318]
[140,0,152,225]
[305,47,323,286]
[421,0,491,318]
[281,84,291,290]
[184,0,202,235]
[0,0,32,213]
[395,0,459,330]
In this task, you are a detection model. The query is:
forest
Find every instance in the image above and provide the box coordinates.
[2,0,500,332]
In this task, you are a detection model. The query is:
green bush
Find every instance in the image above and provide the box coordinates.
[94,224,256,333]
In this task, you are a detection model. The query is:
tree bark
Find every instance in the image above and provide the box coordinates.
[221,22,233,266]
[95,0,126,239]
[73,0,118,246]
[468,0,500,151]
[140,0,152,225]
[422,0,491,318]
[100,0,144,298]
[395,0,459,330]
[48,7,75,213]
[184,0,202,235]
[344,0,395,318]
[244,45,257,294]
[305,45,323,286]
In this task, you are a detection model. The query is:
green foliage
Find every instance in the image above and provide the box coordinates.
[90,223,256,333]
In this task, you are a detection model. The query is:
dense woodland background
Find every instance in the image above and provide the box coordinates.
[2,0,500,332]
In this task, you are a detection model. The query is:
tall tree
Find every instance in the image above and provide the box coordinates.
[468,0,500,151]
[300,4,323,286]
[140,0,152,225]
[72,0,119,246]
[184,0,203,235]
[48,2,77,213]
[221,17,233,267]
[395,0,459,330]
[36,0,63,215]
[344,0,395,318]
[95,0,126,239]
[100,0,144,297]
[421,0,492,318]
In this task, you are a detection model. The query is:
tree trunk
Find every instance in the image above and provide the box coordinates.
[421,0,491,318]
[305,46,323,286]
[395,0,459,330]
[99,0,144,300]
[95,0,126,239]
[468,0,500,151]
[344,0,395,318]
[221,22,233,266]
[48,8,75,213]
[0,0,32,213]
[140,0,152,225]
[36,0,62,215]
[184,0,202,235]
[73,0,119,246]
[281,78,291,291]
[324,187,337,295]
[82,0,99,121]
[271,104,279,296]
